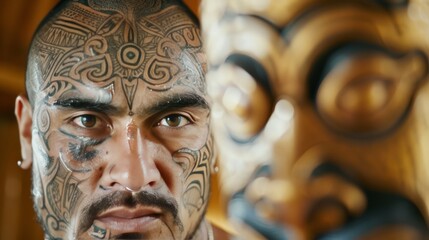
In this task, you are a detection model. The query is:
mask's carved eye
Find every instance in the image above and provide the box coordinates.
[336,77,392,116]
[316,50,427,136]
[208,63,273,141]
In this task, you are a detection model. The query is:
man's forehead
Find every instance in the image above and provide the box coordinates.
[31,0,205,110]
[36,1,198,57]
[37,2,194,46]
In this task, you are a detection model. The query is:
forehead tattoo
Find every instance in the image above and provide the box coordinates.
[34,0,204,110]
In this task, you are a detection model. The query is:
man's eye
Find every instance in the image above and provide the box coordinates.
[158,114,191,128]
[73,115,98,128]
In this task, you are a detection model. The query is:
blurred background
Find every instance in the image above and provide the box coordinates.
[0,0,200,239]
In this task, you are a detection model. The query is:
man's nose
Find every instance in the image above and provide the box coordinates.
[99,123,161,192]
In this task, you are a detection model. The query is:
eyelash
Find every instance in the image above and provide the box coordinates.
[72,114,99,128]
[68,113,112,134]
[157,113,193,128]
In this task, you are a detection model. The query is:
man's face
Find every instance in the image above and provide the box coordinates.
[203,0,429,238]
[18,1,212,239]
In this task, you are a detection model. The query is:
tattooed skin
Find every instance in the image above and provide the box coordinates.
[173,134,214,238]
[25,0,212,239]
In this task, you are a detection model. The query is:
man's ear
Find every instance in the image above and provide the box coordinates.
[15,95,33,169]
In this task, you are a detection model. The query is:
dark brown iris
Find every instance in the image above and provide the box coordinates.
[80,115,97,128]
[165,114,182,127]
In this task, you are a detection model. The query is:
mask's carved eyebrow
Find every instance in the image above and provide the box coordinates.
[143,92,209,116]
[225,53,274,100]
[53,97,120,114]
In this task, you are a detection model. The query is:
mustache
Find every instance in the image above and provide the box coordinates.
[78,190,180,234]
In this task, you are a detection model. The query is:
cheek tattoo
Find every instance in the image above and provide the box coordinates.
[67,142,98,168]
[173,134,214,217]
[68,140,102,162]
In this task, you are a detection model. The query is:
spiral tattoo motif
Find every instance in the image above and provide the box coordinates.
[38,109,51,134]
[70,35,114,83]
[84,35,108,56]
[117,43,145,69]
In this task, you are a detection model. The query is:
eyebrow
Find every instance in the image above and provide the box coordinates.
[53,98,120,114]
[143,92,209,116]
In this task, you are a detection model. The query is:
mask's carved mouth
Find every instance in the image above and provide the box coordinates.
[228,163,428,239]
[318,188,427,239]
[310,162,428,239]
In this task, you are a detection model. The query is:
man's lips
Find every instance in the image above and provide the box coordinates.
[94,207,163,232]
[78,190,181,236]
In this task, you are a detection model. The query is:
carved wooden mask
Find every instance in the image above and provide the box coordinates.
[202,0,429,238]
